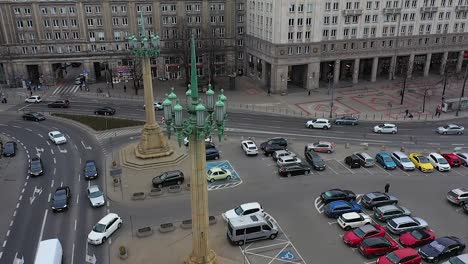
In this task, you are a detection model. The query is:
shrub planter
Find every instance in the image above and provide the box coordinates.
[119,246,128,260]
[148,188,163,197]
[168,185,182,193]
[159,223,175,233]
[209,216,217,225]
[180,219,192,229]
[136,226,153,238]
[185,183,191,191]
[131,192,146,200]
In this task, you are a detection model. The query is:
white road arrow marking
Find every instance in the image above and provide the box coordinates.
[13,252,24,264]
[81,141,92,150]
[57,145,67,153]
[85,243,97,264]
[35,147,44,158]
[29,186,43,205]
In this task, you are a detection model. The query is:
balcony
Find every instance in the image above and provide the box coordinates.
[342,9,363,16]
[455,5,468,11]
[383,7,402,14]
[420,6,438,13]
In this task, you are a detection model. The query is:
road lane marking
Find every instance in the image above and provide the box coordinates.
[2,240,6,247]
[13,211,16,217]
[16,203,19,209]
[19,195,22,201]
[9,221,13,227]
[37,134,43,138]
[51,180,54,187]
[25,128,32,132]
[53,168,56,175]
[53,158,56,164]
[88,180,90,188]
[57,145,67,153]
[81,141,93,150]
[80,158,82,164]
[37,209,48,247]
[0,252,2,260]
[78,173,81,182]
[71,243,75,264]
[60,181,63,187]
[76,194,79,204]
[6,230,9,237]
[48,193,51,202]
[21,188,25,194]
[50,149,54,155]
[46,141,50,146]
[74,144,78,150]
[74,220,77,231]
[452,144,465,146]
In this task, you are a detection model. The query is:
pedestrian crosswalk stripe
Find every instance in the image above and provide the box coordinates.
[51,84,80,96]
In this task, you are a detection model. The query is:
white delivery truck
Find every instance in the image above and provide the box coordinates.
[34,238,63,264]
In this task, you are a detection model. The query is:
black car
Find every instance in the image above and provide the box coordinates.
[262,143,286,156]
[345,155,361,168]
[205,142,216,150]
[152,170,185,188]
[47,100,70,108]
[22,112,46,121]
[30,157,44,176]
[278,163,311,177]
[334,116,359,125]
[260,137,288,150]
[2,141,17,157]
[305,151,326,170]
[320,189,357,204]
[361,192,398,209]
[51,186,71,212]
[463,203,468,213]
[206,148,220,160]
[418,236,466,263]
[94,106,116,115]
[84,160,98,180]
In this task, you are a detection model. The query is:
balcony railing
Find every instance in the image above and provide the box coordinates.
[455,5,468,11]
[342,9,363,16]
[383,7,402,14]
[420,6,438,13]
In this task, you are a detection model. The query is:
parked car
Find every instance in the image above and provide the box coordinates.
[272,150,297,161]
[446,188,468,205]
[30,157,44,176]
[373,123,397,134]
[87,213,122,245]
[184,135,212,146]
[305,141,335,153]
[373,204,411,222]
[342,223,386,247]
[94,106,116,115]
[47,100,70,108]
[306,118,331,129]
[152,170,184,188]
[338,212,372,231]
[386,216,428,234]
[375,152,397,170]
[207,167,232,182]
[427,152,451,172]
[455,152,468,166]
[377,248,422,264]
[441,153,462,167]
[260,137,288,149]
[206,148,220,160]
[48,131,67,145]
[464,203,468,213]
[354,152,375,167]
[84,160,98,180]
[361,192,398,209]
[222,202,264,222]
[436,124,464,135]
[323,200,362,219]
[409,153,434,172]
[87,185,105,208]
[51,186,71,212]
[358,236,399,259]
[345,155,361,168]
[143,101,163,110]
[22,112,46,121]
[399,228,436,248]
[2,141,17,157]
[441,254,468,264]
[320,189,357,204]
[276,155,302,167]
[335,116,359,125]
[419,236,466,263]
[25,95,42,103]
[241,140,258,156]
[262,143,286,157]
[305,151,326,171]
[278,163,311,177]
[391,151,416,171]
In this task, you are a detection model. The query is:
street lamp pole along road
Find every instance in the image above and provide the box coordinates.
[128,12,174,159]
[163,35,227,264]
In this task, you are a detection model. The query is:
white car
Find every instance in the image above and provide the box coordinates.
[441,254,468,264]
[25,95,42,103]
[87,213,122,245]
[373,123,397,134]
[337,212,372,231]
[87,185,105,208]
[427,153,451,172]
[48,131,67,145]
[272,150,297,161]
[184,135,212,146]
[306,118,331,129]
[276,155,302,167]
[222,202,264,222]
[143,101,163,110]
[241,140,258,155]
[455,153,468,167]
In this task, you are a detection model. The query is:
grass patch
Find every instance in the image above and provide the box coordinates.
[52,113,144,131]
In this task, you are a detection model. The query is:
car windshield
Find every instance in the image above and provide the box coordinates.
[383,157,393,162]
[418,156,429,163]
[401,157,411,162]
[53,133,64,138]
[410,230,424,239]
[159,173,167,180]
[31,161,41,170]
[428,240,445,253]
[353,228,367,238]
[207,170,213,175]
[449,256,466,264]
[443,125,450,129]
[437,158,448,164]
[54,190,66,200]
[221,169,227,173]
[234,206,244,216]
[89,190,102,198]
[93,223,106,233]
[86,164,96,172]
[384,252,401,264]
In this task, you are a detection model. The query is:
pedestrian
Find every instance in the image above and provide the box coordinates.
[123,85,127,93]
[435,104,442,117]
[267,89,271,96]
[30,91,33,97]
[3,98,7,104]
[308,90,311,96]
[404,109,409,117]
[384,183,390,193]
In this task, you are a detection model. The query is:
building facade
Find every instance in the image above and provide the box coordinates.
[246,0,468,93]
[0,0,246,87]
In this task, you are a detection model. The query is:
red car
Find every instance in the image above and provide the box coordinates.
[377,248,422,264]
[441,153,462,167]
[399,228,435,247]
[343,224,386,247]
[358,236,399,259]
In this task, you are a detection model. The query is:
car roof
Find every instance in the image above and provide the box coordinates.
[50,131,61,135]
[359,224,378,233]
[31,157,41,161]
[429,152,444,158]
[452,188,468,194]
[98,213,119,224]
[451,254,468,262]
[410,152,424,157]
[442,153,458,157]
[393,247,418,257]
[341,212,360,220]
[391,216,415,224]
[275,150,289,155]
[392,151,407,157]
[242,140,256,145]
[377,152,391,157]
[315,118,329,122]
[88,185,100,192]
[239,202,262,210]
[376,204,399,211]
[383,123,395,126]
[366,192,385,199]
[329,200,352,207]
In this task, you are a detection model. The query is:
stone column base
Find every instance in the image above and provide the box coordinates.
[185,250,218,264]
[135,124,174,159]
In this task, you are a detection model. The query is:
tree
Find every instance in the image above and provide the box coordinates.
[128,56,143,95]
[174,16,191,88]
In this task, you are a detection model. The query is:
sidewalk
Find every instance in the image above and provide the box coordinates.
[71,74,468,122]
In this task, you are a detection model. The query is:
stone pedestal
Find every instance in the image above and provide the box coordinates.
[185,250,218,264]
[135,124,174,159]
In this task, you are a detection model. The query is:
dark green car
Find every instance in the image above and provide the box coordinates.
[334,116,359,125]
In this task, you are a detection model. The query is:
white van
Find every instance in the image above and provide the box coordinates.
[227,214,278,246]
[34,239,63,264]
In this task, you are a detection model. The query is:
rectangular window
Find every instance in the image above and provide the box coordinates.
[44,20,50,27]
[41,7,47,14]
[307,3,313,12]
[73,32,79,39]
[69,7,75,14]
[62,19,68,27]
[48,46,54,53]
[289,4,295,12]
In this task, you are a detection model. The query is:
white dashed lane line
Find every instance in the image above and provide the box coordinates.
[37,134,43,138]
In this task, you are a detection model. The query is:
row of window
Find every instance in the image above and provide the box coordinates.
[325,0,468,11]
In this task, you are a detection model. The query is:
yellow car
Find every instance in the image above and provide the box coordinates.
[408,153,434,172]
[207,167,232,183]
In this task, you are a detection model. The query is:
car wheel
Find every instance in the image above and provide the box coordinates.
[237,240,244,246]
[436,166,439,171]
[308,125,313,128]
[323,126,329,130]
[177,180,182,185]
[304,170,310,175]
[377,130,382,133]
[384,166,387,169]
[287,173,291,177]
[226,176,231,180]
[392,131,396,134]
[101,237,107,243]
[209,178,215,183]
[95,111,98,115]
[459,201,465,206]
[215,156,219,160]
[118,222,122,228]
[457,131,462,135]
[443,132,447,135]
[158,184,162,188]
[327,150,331,153]
[269,233,277,240]
[352,123,356,126]
[419,166,422,171]
[344,226,351,231]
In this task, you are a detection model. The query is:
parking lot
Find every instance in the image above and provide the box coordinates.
[207,160,243,191]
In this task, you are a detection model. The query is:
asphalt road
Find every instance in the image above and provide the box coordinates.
[0,113,108,264]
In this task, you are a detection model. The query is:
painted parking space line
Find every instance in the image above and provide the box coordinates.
[334,159,355,174]
[206,160,243,191]
[373,164,392,176]
[314,197,324,214]
[324,160,338,175]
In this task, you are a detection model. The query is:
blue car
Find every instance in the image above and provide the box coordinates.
[323,200,362,218]
[375,152,397,170]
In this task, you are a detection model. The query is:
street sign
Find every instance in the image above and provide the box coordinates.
[279,250,295,260]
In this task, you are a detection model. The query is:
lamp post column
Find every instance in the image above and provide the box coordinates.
[142,57,156,127]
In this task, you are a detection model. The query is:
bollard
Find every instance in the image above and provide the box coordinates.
[400,146,405,152]
[381,145,386,151]
[345,142,350,149]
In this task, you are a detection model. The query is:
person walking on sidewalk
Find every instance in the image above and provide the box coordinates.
[404,109,409,117]
[435,104,442,117]
[384,183,390,194]
[267,89,271,96]
[123,85,127,93]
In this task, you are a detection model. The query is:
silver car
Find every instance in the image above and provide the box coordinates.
[87,185,105,208]
[436,124,464,135]
[276,156,302,167]
[446,188,468,206]
[391,151,416,171]
[441,253,468,264]
[373,204,411,222]
[386,216,428,234]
